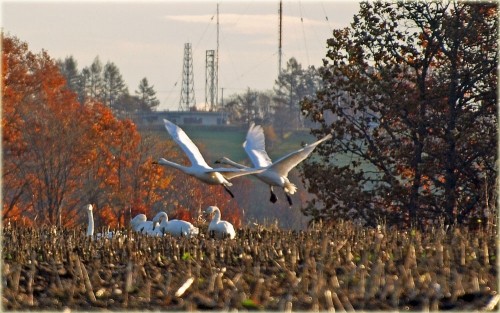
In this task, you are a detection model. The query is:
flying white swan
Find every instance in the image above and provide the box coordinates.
[85,204,114,240]
[205,206,236,239]
[151,211,199,238]
[153,119,264,198]
[215,123,332,205]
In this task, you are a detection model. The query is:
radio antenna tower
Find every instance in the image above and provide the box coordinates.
[179,43,196,111]
[205,50,216,111]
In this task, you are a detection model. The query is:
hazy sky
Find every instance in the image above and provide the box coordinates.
[2,0,360,111]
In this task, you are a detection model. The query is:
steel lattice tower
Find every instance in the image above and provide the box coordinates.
[179,43,196,111]
[205,50,216,111]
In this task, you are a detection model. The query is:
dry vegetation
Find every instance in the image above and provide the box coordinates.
[2,221,498,311]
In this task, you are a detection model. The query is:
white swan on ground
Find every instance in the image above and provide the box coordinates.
[205,206,236,239]
[152,211,199,238]
[130,212,170,236]
[153,119,264,198]
[130,213,156,235]
[85,204,114,240]
[86,204,95,237]
[215,123,332,205]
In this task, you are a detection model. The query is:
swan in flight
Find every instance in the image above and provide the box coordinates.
[86,204,114,240]
[153,119,264,198]
[215,123,332,205]
[205,206,236,239]
[152,211,199,238]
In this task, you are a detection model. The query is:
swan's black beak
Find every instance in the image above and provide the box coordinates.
[214,159,221,164]
[152,161,158,165]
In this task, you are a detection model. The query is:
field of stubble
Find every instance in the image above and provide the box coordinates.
[2,221,498,311]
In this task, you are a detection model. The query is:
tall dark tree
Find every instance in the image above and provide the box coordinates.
[135,77,160,111]
[103,61,128,110]
[237,88,258,126]
[301,2,497,227]
[85,56,105,102]
[58,56,80,95]
[274,58,320,135]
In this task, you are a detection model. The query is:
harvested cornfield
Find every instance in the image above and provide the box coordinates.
[2,222,498,311]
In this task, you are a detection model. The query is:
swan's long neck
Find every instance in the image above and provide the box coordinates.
[157,158,189,172]
[153,212,169,231]
[153,212,168,223]
[87,207,94,237]
[220,157,247,169]
[212,208,221,224]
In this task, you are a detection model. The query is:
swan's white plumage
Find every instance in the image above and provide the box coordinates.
[86,204,94,237]
[86,204,116,240]
[205,206,236,239]
[153,211,199,238]
[218,123,332,204]
[131,212,184,236]
[156,119,264,196]
[131,213,156,235]
[243,123,273,168]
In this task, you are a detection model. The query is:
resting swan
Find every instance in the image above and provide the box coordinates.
[205,206,236,239]
[152,211,199,238]
[215,123,332,205]
[130,212,166,236]
[153,119,264,198]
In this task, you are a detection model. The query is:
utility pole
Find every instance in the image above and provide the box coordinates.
[216,3,220,109]
[179,43,196,111]
[278,0,283,75]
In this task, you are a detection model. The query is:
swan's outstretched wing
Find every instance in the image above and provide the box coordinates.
[243,122,273,168]
[163,119,210,168]
[269,134,332,176]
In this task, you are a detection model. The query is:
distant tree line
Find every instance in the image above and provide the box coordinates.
[59,54,323,138]
[224,57,322,137]
[58,56,160,113]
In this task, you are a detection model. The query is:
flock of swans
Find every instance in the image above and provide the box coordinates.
[86,119,331,240]
[87,204,234,240]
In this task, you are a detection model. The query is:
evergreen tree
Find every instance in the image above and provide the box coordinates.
[103,61,128,110]
[57,56,80,94]
[273,58,320,135]
[135,77,160,111]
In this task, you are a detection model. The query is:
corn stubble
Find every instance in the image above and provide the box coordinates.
[2,222,498,311]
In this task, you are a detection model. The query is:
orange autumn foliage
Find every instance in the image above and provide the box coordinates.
[1,34,174,228]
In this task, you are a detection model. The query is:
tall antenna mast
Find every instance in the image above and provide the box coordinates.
[205,50,216,111]
[179,43,196,111]
[278,0,283,75]
[216,3,220,109]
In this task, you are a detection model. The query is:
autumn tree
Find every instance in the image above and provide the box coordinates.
[2,35,87,226]
[300,2,497,227]
[2,35,36,222]
[2,34,174,228]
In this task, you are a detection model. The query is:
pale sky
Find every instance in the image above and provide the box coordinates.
[2,0,360,111]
